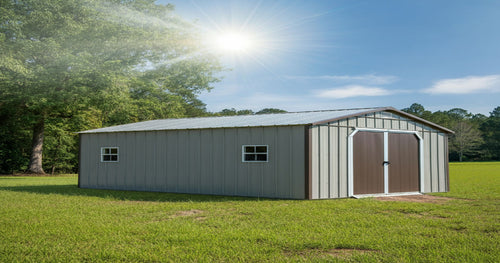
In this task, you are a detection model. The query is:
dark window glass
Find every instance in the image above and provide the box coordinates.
[111,155,118,161]
[256,146,267,153]
[245,154,256,161]
[110,148,118,154]
[256,154,267,161]
[245,146,255,153]
[103,155,111,161]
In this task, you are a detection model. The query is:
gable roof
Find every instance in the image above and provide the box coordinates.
[79,107,453,134]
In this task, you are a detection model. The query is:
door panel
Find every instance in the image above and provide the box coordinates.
[388,133,419,193]
[353,131,384,195]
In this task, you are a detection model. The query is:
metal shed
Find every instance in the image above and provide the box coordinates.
[78,107,453,199]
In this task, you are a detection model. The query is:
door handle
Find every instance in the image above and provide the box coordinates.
[383,161,391,165]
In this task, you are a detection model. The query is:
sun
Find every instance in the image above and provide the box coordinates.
[208,30,256,54]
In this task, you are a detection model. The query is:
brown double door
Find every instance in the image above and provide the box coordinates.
[353,131,419,195]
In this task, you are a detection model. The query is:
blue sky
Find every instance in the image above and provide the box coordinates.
[160,0,500,115]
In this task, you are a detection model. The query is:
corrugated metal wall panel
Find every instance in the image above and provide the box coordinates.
[366,114,375,128]
[319,126,329,199]
[437,133,446,192]
[223,129,237,195]
[237,128,250,196]
[165,131,178,191]
[338,122,349,198]
[189,130,202,193]
[292,126,306,198]
[156,131,168,192]
[374,114,383,128]
[263,127,277,197]
[145,131,155,191]
[430,132,439,192]
[199,129,213,194]
[329,124,339,198]
[310,127,319,199]
[95,134,105,187]
[211,129,225,194]
[124,132,134,189]
[115,133,126,188]
[423,132,432,192]
[276,127,291,198]
[176,130,187,192]
[247,128,261,196]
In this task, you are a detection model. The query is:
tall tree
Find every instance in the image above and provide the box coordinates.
[450,121,483,162]
[402,103,432,120]
[480,107,500,160]
[0,0,221,174]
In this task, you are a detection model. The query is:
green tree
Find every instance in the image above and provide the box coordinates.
[402,103,432,120]
[445,108,484,161]
[217,108,254,116]
[256,108,287,114]
[0,0,221,174]
[480,107,500,160]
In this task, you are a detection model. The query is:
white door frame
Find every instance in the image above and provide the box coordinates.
[348,128,424,197]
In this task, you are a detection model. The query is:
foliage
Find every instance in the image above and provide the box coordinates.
[256,108,288,114]
[215,108,287,116]
[0,105,31,173]
[402,103,499,161]
[0,0,222,173]
[0,162,498,262]
[216,108,255,116]
[480,107,500,160]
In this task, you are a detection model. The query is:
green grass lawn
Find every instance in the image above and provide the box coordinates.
[1,163,498,262]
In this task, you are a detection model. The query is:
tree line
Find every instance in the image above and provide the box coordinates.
[402,103,500,162]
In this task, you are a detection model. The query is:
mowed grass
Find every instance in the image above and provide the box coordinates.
[0,163,498,262]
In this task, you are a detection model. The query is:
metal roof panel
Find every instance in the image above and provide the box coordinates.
[79,108,377,133]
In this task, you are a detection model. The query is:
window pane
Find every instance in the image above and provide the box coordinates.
[245,146,255,153]
[256,154,267,161]
[256,146,267,153]
[110,148,118,154]
[111,155,118,161]
[244,154,256,161]
[104,148,110,154]
[103,155,111,161]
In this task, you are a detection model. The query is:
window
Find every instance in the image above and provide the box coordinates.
[242,145,268,162]
[101,147,119,162]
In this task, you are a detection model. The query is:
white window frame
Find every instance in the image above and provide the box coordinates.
[101,147,119,162]
[242,145,269,162]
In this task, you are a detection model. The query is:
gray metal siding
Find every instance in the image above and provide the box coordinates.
[309,111,449,199]
[79,126,306,199]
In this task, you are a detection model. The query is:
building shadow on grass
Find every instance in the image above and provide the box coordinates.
[0,184,269,203]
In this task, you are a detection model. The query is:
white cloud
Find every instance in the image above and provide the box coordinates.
[285,74,399,85]
[315,85,391,99]
[425,75,500,94]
